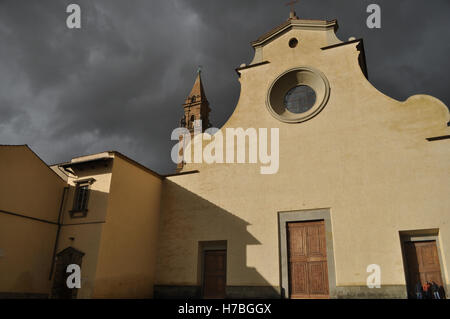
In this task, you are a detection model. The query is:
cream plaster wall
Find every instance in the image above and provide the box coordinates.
[156,22,450,294]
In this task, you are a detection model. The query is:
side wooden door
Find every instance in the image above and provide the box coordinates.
[202,250,227,299]
[404,240,444,298]
[51,247,84,299]
[287,220,329,298]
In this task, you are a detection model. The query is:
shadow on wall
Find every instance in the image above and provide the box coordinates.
[155,179,280,299]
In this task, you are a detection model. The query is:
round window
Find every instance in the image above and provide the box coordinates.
[266,67,330,123]
[289,38,298,48]
[284,85,316,114]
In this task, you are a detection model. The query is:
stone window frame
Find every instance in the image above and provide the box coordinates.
[278,208,337,298]
[70,178,95,218]
[266,67,331,123]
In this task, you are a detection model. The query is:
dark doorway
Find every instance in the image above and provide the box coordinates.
[51,247,84,299]
[287,220,329,299]
[202,250,226,299]
[403,240,445,299]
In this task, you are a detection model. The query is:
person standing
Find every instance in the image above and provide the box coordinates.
[423,281,431,299]
[431,281,441,299]
[415,281,423,299]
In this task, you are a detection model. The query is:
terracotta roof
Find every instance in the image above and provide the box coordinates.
[58,150,164,180]
[111,151,163,179]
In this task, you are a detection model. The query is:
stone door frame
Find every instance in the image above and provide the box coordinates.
[278,208,337,299]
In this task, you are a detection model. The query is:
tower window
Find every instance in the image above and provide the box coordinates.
[180,115,186,127]
[191,96,196,103]
[189,115,195,129]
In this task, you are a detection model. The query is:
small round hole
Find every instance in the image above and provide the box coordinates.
[289,38,298,48]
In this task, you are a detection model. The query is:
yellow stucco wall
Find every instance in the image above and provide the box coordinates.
[51,153,162,299]
[92,155,162,298]
[56,157,113,298]
[0,145,65,295]
[0,146,64,222]
[156,23,450,294]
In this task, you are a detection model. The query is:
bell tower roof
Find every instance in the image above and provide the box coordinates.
[178,69,211,134]
[184,70,208,105]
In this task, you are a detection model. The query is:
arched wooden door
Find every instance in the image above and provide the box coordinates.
[51,247,84,299]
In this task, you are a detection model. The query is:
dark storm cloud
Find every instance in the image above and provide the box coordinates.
[0,0,449,174]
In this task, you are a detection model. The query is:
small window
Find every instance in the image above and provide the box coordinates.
[71,182,90,218]
[289,38,298,48]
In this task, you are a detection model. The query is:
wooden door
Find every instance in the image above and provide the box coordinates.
[51,247,84,299]
[202,250,226,299]
[404,240,444,298]
[287,220,329,299]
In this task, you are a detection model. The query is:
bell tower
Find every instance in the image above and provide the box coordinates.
[179,69,211,132]
[176,69,211,172]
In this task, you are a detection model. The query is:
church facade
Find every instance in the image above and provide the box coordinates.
[1,14,449,299]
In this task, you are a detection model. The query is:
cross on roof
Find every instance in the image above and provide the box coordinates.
[285,0,299,15]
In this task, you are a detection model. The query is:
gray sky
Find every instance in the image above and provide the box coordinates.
[0,0,449,174]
